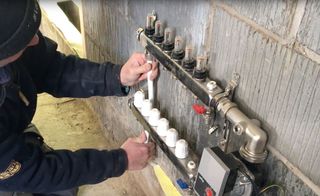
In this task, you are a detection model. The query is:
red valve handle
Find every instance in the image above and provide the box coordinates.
[192,104,207,114]
[205,187,213,196]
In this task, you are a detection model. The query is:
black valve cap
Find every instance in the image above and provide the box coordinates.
[193,68,207,81]
[182,59,196,72]
[162,42,174,52]
[172,50,185,61]
[145,27,155,38]
[153,35,164,44]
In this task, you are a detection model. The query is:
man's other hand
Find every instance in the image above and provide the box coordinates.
[120,53,158,86]
[121,131,155,170]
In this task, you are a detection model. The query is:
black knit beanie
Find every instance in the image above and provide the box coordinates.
[0,0,41,60]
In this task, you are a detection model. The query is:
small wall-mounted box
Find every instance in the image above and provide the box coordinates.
[194,147,239,196]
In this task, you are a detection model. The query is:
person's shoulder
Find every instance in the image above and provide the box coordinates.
[22,32,56,63]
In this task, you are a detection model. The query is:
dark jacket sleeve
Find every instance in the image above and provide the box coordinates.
[0,123,128,193]
[23,32,129,98]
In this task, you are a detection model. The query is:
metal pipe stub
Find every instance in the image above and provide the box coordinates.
[217,98,268,163]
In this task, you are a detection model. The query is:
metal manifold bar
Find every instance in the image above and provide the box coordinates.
[136,28,268,164]
[128,98,199,182]
[137,28,223,106]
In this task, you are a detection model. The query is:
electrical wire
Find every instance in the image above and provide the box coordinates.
[258,184,285,196]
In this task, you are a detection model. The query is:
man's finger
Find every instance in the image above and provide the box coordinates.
[146,143,156,155]
[138,68,158,81]
[135,63,152,75]
[132,53,147,66]
[146,142,155,150]
[152,60,158,70]
[135,131,147,143]
[138,73,148,81]
[150,69,158,80]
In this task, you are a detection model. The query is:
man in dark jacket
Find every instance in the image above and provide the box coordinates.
[0,0,158,195]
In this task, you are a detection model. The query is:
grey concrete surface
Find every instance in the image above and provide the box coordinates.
[297,0,320,54]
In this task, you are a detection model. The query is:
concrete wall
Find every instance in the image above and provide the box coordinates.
[81,0,320,195]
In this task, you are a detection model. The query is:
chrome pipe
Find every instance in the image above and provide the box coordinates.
[217,98,268,163]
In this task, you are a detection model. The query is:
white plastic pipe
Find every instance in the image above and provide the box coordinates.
[147,70,154,104]
[146,52,154,105]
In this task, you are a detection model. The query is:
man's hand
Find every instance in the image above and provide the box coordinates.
[121,131,155,170]
[120,53,158,86]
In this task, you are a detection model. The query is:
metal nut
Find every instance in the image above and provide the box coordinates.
[219,139,226,147]
[206,81,217,92]
[187,161,197,171]
[233,122,245,136]
[204,111,212,125]
[239,176,250,185]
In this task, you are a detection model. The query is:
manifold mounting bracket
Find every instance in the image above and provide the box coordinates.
[225,72,240,101]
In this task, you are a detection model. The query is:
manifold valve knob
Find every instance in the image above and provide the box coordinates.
[134,90,145,109]
[175,139,189,159]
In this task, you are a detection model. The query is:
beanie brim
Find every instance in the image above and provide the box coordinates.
[0,0,41,60]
